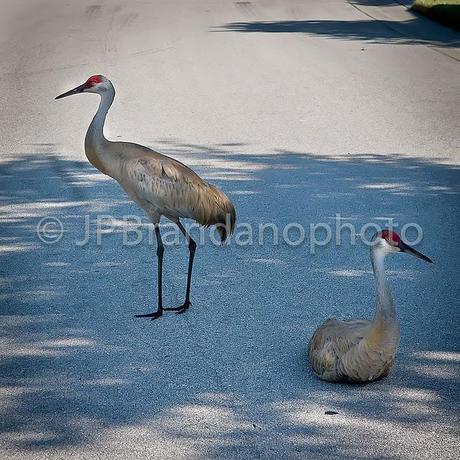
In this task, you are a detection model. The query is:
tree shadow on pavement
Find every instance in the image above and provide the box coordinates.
[0,148,458,458]
[217,14,460,47]
[350,0,412,6]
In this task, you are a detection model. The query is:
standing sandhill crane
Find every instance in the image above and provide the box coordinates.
[308,230,433,383]
[56,75,236,320]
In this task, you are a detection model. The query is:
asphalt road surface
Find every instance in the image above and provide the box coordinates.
[1,1,459,458]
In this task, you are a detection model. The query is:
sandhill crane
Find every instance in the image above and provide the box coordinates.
[308,229,433,383]
[56,75,236,320]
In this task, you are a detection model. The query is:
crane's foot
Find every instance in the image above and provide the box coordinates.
[135,309,163,320]
[164,301,191,315]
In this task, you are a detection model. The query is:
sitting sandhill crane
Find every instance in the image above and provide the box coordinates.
[308,230,433,383]
[56,75,236,320]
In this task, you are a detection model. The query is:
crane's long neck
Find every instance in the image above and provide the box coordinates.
[84,87,116,177]
[367,247,399,347]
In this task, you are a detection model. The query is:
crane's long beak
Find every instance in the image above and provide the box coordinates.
[399,241,433,263]
[55,83,86,100]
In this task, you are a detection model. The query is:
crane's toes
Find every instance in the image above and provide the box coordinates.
[175,305,189,315]
[135,310,163,320]
[164,301,191,315]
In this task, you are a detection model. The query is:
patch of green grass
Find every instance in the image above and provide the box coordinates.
[411,0,460,32]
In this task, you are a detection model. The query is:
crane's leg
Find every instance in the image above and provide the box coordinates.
[164,221,196,315]
[135,224,164,320]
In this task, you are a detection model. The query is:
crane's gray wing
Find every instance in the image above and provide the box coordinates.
[308,318,371,381]
[122,152,235,233]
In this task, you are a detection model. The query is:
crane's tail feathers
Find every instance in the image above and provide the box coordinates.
[215,207,236,244]
[194,184,236,243]
[208,187,236,244]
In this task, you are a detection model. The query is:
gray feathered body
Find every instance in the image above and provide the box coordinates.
[308,317,399,382]
[85,138,235,242]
